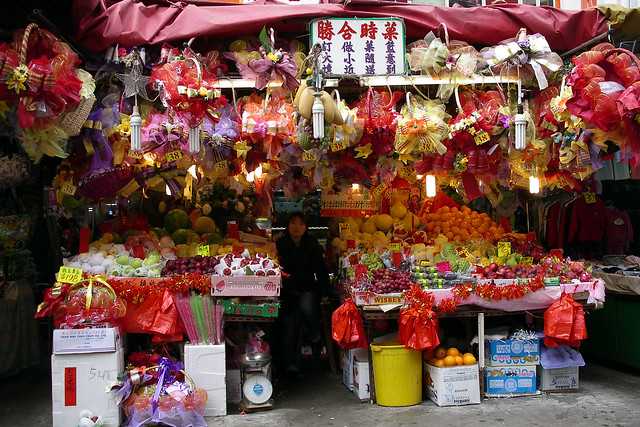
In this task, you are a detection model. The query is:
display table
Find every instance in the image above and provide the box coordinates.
[584,274,640,369]
[359,283,603,404]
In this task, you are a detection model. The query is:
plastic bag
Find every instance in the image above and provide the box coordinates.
[399,285,440,351]
[544,293,587,348]
[123,289,183,343]
[354,88,402,157]
[331,298,367,349]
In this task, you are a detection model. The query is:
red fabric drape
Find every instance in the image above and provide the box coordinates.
[73,1,607,53]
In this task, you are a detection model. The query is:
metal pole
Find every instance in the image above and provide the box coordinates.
[560,31,610,58]
[478,312,485,399]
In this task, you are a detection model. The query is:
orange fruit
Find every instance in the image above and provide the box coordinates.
[434,347,447,360]
[434,359,445,368]
[446,347,460,357]
[443,355,457,367]
[463,353,477,365]
[455,356,464,366]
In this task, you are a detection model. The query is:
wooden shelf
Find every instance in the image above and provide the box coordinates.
[214,74,519,90]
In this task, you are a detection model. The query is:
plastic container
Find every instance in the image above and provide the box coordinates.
[370,341,422,406]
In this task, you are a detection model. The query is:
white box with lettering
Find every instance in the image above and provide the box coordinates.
[53,327,121,354]
[352,351,370,401]
[184,344,226,416]
[425,362,480,407]
[51,348,124,427]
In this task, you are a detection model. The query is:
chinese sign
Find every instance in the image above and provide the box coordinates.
[320,193,377,217]
[310,18,406,76]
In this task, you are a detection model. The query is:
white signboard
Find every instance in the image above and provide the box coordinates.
[310,18,406,76]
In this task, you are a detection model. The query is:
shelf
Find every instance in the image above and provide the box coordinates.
[214,74,519,90]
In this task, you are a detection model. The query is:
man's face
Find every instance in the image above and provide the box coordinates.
[288,217,307,240]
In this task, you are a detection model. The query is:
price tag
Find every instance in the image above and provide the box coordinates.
[389,242,401,252]
[338,223,351,239]
[330,140,349,152]
[302,150,317,162]
[60,182,76,196]
[458,248,472,258]
[57,266,83,284]
[584,192,596,204]
[197,244,210,256]
[522,257,533,265]
[128,150,143,159]
[497,241,512,258]
[165,150,184,163]
[474,130,490,145]
[420,260,431,267]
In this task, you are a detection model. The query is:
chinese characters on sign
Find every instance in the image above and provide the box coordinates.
[310,18,405,76]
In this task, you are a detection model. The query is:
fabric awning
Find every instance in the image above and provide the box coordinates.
[73,0,607,52]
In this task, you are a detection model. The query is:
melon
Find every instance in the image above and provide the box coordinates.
[374,214,394,232]
[171,229,191,245]
[194,216,217,234]
[390,202,408,220]
[361,218,377,234]
[164,209,190,233]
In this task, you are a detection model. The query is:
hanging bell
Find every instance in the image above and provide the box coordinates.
[129,104,142,152]
[312,91,325,140]
[514,104,527,151]
[188,125,201,154]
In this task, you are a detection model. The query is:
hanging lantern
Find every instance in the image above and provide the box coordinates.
[425,175,437,198]
[130,104,142,152]
[188,125,201,154]
[529,176,540,194]
[514,104,527,150]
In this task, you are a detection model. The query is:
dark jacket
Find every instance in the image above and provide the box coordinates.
[276,233,329,300]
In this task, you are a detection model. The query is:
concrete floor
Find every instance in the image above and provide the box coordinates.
[2,364,640,427]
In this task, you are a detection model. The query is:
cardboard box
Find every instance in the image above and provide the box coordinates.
[486,338,540,367]
[211,275,281,297]
[352,351,370,401]
[184,344,226,417]
[342,350,354,391]
[222,300,279,318]
[485,365,538,396]
[539,366,579,392]
[53,328,121,354]
[424,362,481,406]
[226,369,242,405]
[51,348,124,427]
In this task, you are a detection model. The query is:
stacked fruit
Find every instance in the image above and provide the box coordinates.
[369,269,415,294]
[161,255,220,276]
[426,347,477,368]
[423,206,505,243]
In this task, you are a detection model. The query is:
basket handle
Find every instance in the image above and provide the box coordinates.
[19,23,38,66]
[68,275,117,310]
[438,23,449,48]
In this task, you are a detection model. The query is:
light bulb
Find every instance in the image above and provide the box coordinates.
[165,184,171,196]
[426,175,436,198]
[246,171,255,183]
[529,176,540,194]
[416,174,424,180]
[254,165,263,179]
[351,183,360,192]
[187,164,198,179]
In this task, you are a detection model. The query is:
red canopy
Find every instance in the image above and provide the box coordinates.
[73,0,607,52]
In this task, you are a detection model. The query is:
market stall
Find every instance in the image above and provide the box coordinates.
[0,1,634,424]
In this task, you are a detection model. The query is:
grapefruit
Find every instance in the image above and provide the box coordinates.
[446,347,460,357]
[463,353,477,365]
[443,355,456,367]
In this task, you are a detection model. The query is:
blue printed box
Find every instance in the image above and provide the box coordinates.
[485,338,540,367]
[485,365,538,396]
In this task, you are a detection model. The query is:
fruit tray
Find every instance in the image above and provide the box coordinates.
[211,274,281,297]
